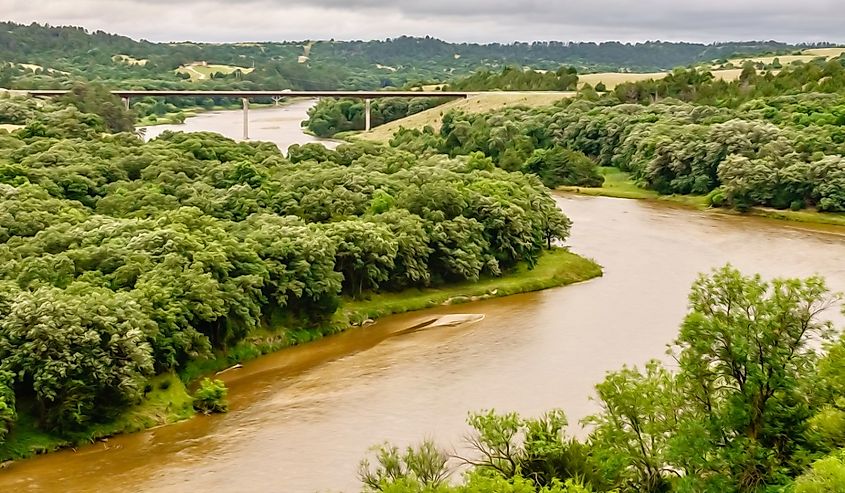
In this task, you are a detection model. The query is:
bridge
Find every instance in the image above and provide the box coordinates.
[26,90,470,139]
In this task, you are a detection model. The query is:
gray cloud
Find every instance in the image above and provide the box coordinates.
[2,0,843,43]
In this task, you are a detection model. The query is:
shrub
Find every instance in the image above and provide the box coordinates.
[192,378,229,414]
[795,449,845,493]
[706,188,727,208]
[359,440,450,491]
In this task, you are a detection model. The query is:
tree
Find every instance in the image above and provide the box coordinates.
[586,361,680,491]
[324,220,399,298]
[0,286,155,431]
[669,266,839,490]
[57,83,135,133]
[359,440,451,492]
[585,266,841,491]
[523,146,604,188]
[457,410,604,489]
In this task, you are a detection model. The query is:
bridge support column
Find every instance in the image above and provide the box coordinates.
[272,96,282,106]
[122,97,130,111]
[242,98,249,140]
[365,98,372,132]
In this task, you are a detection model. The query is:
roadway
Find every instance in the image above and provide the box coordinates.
[25,90,470,99]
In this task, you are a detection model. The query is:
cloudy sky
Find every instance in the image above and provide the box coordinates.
[3,0,843,44]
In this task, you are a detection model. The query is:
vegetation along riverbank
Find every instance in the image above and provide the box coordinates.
[560,168,845,228]
[357,57,845,229]
[0,89,600,462]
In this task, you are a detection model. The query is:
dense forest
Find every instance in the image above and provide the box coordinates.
[359,267,845,492]
[387,56,845,212]
[0,22,825,127]
[0,22,814,93]
[0,91,570,443]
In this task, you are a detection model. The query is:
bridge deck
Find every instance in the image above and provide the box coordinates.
[26,90,470,99]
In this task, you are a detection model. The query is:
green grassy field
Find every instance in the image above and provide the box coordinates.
[559,167,708,207]
[112,54,148,66]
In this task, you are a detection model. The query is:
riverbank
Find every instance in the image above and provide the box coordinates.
[559,167,845,228]
[0,248,600,464]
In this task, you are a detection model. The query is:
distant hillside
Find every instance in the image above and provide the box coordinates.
[0,22,834,91]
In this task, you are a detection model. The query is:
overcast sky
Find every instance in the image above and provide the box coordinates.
[3,0,844,44]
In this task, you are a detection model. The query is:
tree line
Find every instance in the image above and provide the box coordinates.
[446,66,579,92]
[386,56,845,213]
[0,22,817,95]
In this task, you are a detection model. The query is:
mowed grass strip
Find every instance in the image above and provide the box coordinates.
[338,248,602,322]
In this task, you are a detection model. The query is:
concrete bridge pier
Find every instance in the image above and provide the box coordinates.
[122,97,130,110]
[365,98,372,132]
[272,96,283,106]
[242,98,249,140]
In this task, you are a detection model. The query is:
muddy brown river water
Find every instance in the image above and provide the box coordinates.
[1,107,843,493]
[141,99,340,150]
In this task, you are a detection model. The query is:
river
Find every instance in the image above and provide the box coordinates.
[140,99,340,150]
[1,110,844,493]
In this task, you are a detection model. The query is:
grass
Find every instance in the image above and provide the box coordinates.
[112,54,148,66]
[15,63,69,75]
[0,374,192,462]
[576,48,844,93]
[705,48,844,75]
[176,63,254,82]
[337,248,601,322]
[577,72,668,90]
[744,207,845,228]
[358,92,575,144]
[180,248,601,382]
[803,47,845,58]
[559,167,709,208]
[560,167,845,228]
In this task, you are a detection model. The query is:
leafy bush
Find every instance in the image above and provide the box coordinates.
[0,287,154,432]
[359,440,450,491]
[192,378,228,414]
[795,449,845,493]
